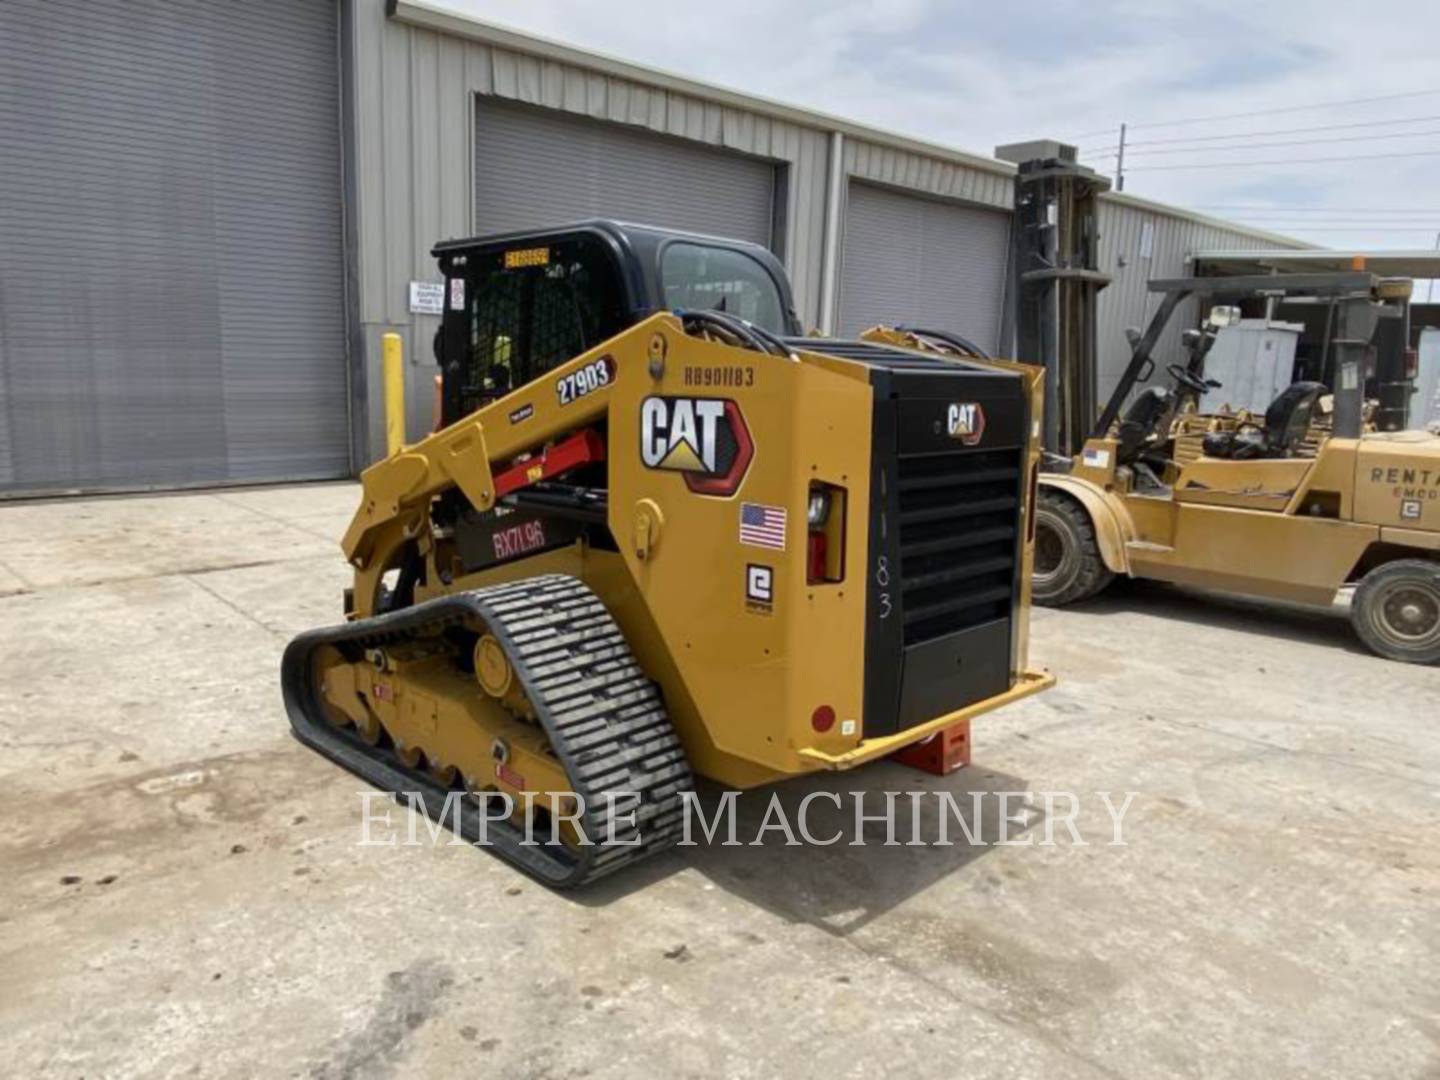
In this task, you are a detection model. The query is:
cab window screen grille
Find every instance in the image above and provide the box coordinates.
[455,237,626,417]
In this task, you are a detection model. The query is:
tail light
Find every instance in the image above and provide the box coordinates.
[807,531,827,582]
[806,483,846,584]
[1404,348,1419,380]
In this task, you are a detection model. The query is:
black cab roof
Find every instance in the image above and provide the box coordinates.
[432,219,802,336]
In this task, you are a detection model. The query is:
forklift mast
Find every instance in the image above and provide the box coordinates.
[1004,143,1417,447]
[1003,150,1112,456]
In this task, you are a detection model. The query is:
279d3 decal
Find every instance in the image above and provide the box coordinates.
[556,356,614,406]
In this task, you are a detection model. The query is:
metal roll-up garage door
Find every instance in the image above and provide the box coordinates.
[837,182,1010,350]
[474,100,778,249]
[0,0,349,496]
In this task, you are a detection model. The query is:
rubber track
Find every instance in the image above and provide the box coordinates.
[281,574,693,887]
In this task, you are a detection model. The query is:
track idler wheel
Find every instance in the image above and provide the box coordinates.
[474,634,511,696]
[473,632,535,720]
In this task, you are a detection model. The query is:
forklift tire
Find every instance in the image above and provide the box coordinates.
[1351,559,1440,664]
[1032,491,1114,607]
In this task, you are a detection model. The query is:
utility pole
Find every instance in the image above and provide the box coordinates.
[1115,123,1127,191]
[1430,230,1438,303]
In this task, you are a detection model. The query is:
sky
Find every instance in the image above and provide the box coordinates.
[436,0,1440,268]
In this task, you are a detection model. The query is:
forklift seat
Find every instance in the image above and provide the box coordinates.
[1201,381,1327,460]
[1116,386,1174,464]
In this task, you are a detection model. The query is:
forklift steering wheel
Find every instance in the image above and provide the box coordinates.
[1167,364,1217,395]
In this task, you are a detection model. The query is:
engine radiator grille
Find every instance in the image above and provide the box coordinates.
[896,447,1021,646]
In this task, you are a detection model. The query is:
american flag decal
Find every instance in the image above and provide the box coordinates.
[739,502,787,551]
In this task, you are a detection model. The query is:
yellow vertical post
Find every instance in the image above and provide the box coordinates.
[382,332,405,457]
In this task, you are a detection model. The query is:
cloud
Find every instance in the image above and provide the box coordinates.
[435,0,1440,255]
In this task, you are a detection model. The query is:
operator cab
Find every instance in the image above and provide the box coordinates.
[426,220,804,588]
[433,220,801,426]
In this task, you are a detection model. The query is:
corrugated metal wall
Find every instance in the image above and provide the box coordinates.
[352,3,829,452]
[0,0,349,494]
[471,99,778,245]
[843,138,1012,211]
[349,1,1019,457]
[351,1,1304,461]
[837,182,1011,346]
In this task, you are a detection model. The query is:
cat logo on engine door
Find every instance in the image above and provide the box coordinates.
[947,402,986,446]
[640,396,754,496]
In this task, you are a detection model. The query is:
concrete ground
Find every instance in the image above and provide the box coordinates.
[0,482,1436,1080]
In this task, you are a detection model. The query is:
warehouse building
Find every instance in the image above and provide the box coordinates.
[0,0,1305,496]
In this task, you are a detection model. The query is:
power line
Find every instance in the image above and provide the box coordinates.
[1224,218,1440,224]
[1113,127,1440,156]
[1212,206,1440,214]
[1068,86,1440,141]
[1070,125,1120,140]
[1125,148,1440,170]
[1213,223,1440,230]
[1119,87,1440,131]
[1192,217,1440,224]
[1221,218,1440,225]
[1203,217,1440,223]
[1099,112,1440,149]
[1236,226,1440,232]
[1191,204,1440,213]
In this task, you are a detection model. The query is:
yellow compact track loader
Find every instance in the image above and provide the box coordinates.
[1034,271,1440,664]
[282,221,1052,885]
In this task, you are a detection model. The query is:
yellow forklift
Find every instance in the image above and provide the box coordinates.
[1034,272,1440,664]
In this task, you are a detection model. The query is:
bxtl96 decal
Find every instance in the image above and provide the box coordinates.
[493,519,547,559]
[557,356,614,405]
[947,402,986,446]
[640,396,754,495]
